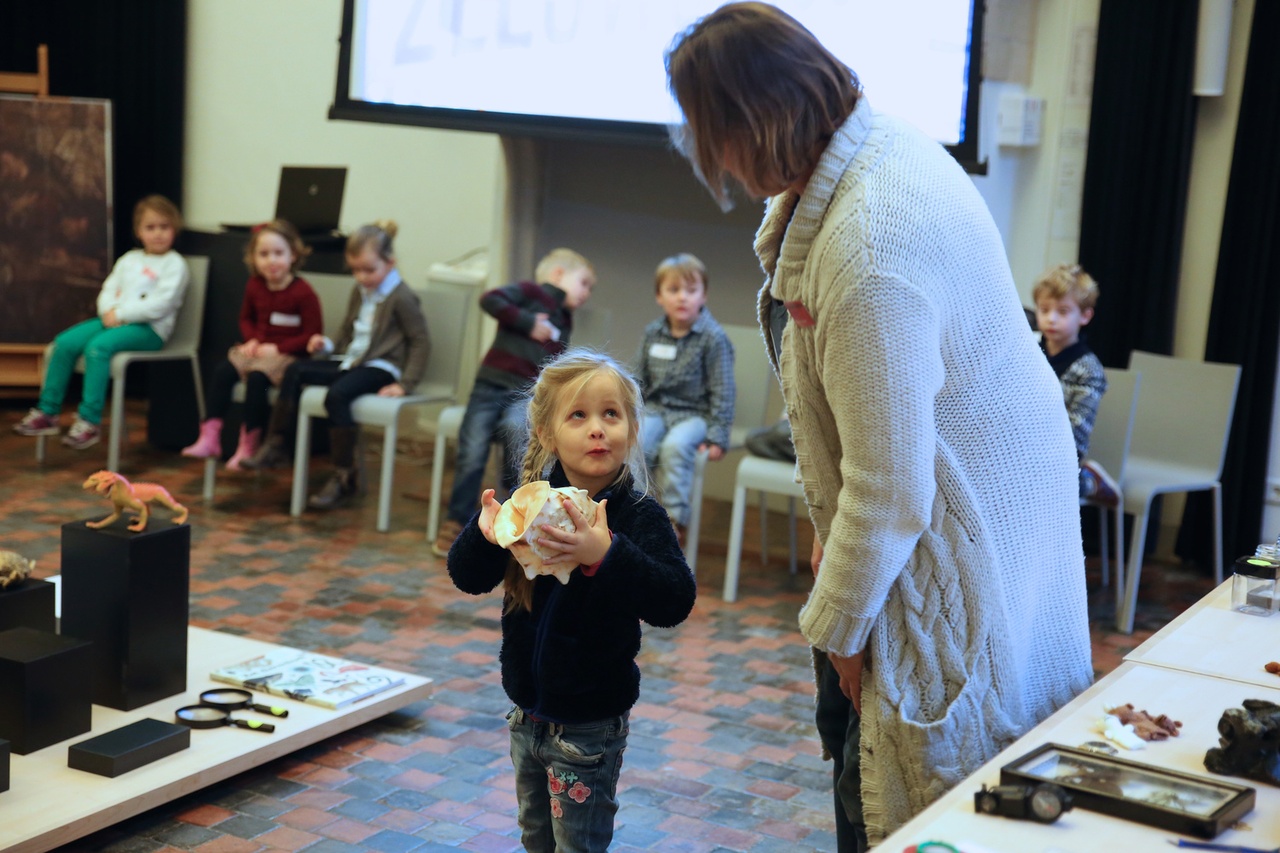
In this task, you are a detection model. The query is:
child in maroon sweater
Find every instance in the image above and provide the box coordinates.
[182,219,322,468]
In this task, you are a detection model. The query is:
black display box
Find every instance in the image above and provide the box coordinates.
[0,627,93,755]
[0,578,56,633]
[1,737,9,793]
[60,519,190,710]
[67,718,190,777]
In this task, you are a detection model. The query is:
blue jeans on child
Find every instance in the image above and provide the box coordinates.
[641,412,708,527]
[506,707,629,853]
[446,380,525,523]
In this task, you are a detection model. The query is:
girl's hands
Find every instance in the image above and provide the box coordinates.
[378,382,406,397]
[538,497,611,567]
[241,338,260,358]
[477,488,502,545]
[256,342,278,358]
[101,308,120,328]
[306,334,326,354]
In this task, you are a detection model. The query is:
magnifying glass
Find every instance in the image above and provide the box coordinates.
[175,704,276,733]
[199,688,290,718]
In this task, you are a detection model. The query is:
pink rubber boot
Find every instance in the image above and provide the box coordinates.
[225,426,262,471]
[181,418,223,458]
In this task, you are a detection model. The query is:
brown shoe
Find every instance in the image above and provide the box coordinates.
[432,518,463,558]
[241,435,290,470]
[308,468,358,510]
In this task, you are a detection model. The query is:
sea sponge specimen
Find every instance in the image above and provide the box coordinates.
[493,481,598,584]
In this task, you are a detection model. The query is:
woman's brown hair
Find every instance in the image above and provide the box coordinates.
[665,2,861,207]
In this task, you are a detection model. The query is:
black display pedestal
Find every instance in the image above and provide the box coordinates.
[67,718,190,778]
[0,627,93,755]
[0,578,55,633]
[60,518,190,710]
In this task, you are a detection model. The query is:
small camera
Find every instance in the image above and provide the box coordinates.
[974,782,1073,823]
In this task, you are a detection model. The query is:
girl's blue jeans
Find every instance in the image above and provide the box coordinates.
[506,706,629,853]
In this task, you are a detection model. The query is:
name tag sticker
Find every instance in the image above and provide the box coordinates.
[269,312,302,327]
[649,343,678,360]
[784,301,816,327]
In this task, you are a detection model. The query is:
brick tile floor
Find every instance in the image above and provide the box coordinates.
[0,402,1215,852]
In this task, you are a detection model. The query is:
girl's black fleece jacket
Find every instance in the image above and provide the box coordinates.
[446,464,697,724]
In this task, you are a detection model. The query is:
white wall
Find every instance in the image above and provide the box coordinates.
[183,0,502,288]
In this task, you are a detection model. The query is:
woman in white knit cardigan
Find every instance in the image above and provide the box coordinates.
[667,4,1093,848]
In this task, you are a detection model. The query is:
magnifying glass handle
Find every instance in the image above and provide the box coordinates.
[249,702,289,718]
[232,719,276,733]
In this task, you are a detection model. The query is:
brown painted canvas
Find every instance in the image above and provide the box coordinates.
[0,95,111,343]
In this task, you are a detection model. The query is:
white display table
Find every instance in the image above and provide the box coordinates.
[0,626,433,853]
[879,581,1280,853]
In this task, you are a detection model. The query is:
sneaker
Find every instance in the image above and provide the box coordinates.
[432,519,463,558]
[13,408,59,436]
[61,417,101,450]
[1081,459,1120,508]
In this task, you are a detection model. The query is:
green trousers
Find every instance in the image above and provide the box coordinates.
[40,318,162,424]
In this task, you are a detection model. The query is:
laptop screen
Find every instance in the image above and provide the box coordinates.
[275,166,346,236]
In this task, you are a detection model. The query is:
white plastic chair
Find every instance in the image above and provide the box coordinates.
[1117,351,1241,633]
[289,282,472,531]
[722,455,806,602]
[201,271,355,500]
[1080,368,1141,612]
[36,255,209,472]
[683,323,774,572]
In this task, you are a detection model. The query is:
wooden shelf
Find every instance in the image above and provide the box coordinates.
[0,343,46,389]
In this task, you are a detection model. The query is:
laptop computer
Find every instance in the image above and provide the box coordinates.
[222,166,347,238]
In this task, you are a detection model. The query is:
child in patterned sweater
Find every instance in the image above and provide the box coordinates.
[1034,262,1120,506]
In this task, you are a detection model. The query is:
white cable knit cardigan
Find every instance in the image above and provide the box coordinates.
[753,99,1093,842]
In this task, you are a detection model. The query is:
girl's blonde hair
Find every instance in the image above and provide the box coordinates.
[346,219,398,262]
[1033,263,1100,311]
[243,219,311,275]
[133,194,183,235]
[655,252,708,293]
[665,2,861,209]
[502,349,650,612]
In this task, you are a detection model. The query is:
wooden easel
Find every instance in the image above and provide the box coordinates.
[0,44,50,97]
[0,45,52,393]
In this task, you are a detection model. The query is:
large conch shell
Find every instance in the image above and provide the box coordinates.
[493,481,598,584]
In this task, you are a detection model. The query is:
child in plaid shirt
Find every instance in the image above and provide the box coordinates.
[634,253,735,537]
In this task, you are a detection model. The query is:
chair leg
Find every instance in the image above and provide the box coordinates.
[723,482,749,602]
[1211,483,1224,585]
[1113,498,1126,619]
[427,427,448,542]
[758,490,768,567]
[108,366,125,472]
[290,409,312,518]
[1119,501,1152,634]
[203,457,216,501]
[787,497,798,576]
[685,450,708,573]
[1097,504,1109,588]
[190,356,207,421]
[35,434,46,464]
[377,421,397,533]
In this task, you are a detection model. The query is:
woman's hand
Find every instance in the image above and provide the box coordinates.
[477,489,502,545]
[538,497,611,567]
[810,534,823,578]
[378,382,406,397]
[306,334,326,354]
[829,649,867,714]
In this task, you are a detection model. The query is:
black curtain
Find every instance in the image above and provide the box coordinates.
[1077,0,1200,369]
[1180,2,1280,566]
[0,1,187,259]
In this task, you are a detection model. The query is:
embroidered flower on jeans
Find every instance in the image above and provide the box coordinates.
[568,781,592,803]
[551,798,563,819]
[547,766,578,795]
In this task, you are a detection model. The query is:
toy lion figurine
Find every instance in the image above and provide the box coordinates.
[83,470,188,532]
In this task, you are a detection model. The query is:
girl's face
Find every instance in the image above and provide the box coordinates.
[542,371,632,495]
[252,232,296,287]
[136,209,176,255]
[347,247,395,290]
